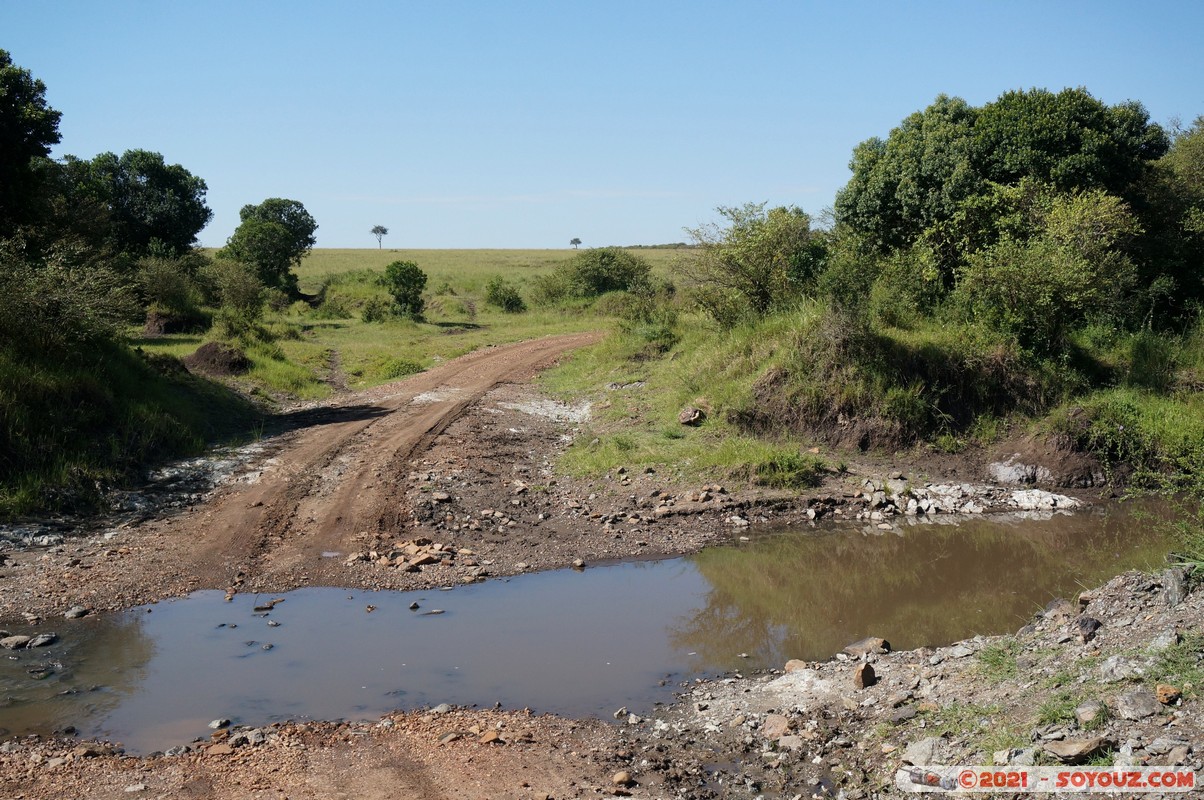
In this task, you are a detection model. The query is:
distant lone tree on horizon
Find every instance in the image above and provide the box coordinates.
[371,225,388,249]
[570,237,582,249]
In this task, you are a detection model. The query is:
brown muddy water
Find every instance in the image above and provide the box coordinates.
[0,500,1174,753]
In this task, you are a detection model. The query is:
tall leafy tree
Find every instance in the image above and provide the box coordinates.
[83,149,213,256]
[0,49,62,233]
[220,219,298,292]
[972,89,1167,198]
[835,88,1168,264]
[239,198,317,267]
[835,95,980,255]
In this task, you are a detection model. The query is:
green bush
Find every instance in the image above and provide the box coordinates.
[867,244,944,329]
[1126,329,1179,391]
[312,295,353,319]
[0,243,137,354]
[485,276,526,313]
[361,296,394,323]
[374,357,424,381]
[201,258,264,318]
[137,254,205,319]
[681,203,824,323]
[383,260,427,319]
[533,247,652,304]
[754,452,826,488]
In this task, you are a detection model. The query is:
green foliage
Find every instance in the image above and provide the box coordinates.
[223,198,317,295]
[533,247,652,303]
[370,224,388,248]
[361,295,394,323]
[374,357,424,380]
[0,239,137,355]
[952,189,1141,353]
[973,89,1167,195]
[485,276,526,312]
[976,638,1022,682]
[836,88,1166,259]
[221,218,300,293]
[1149,631,1204,693]
[201,258,265,337]
[77,149,213,256]
[681,203,823,324]
[137,253,207,320]
[383,260,427,319]
[1036,691,1080,726]
[753,452,826,488]
[238,198,318,264]
[836,94,980,255]
[867,243,944,328]
[1047,387,1204,488]
[1126,329,1179,391]
[0,340,258,517]
[0,49,62,233]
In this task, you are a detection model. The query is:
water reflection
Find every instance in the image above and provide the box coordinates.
[675,500,1172,669]
[0,500,1174,753]
[0,611,154,737]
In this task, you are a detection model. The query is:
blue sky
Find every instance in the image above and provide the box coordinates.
[4,1,1202,248]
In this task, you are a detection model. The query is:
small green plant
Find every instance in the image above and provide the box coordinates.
[980,726,1028,756]
[375,358,423,381]
[1035,691,1078,726]
[1040,669,1076,689]
[1082,703,1110,731]
[976,638,1021,682]
[485,276,526,313]
[923,703,1002,739]
[361,296,394,323]
[1149,630,1204,693]
[754,452,826,488]
[932,432,965,453]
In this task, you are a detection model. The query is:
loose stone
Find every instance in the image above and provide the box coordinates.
[1115,689,1162,720]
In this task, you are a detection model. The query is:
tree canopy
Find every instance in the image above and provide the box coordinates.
[239,198,318,266]
[221,219,298,292]
[835,88,1168,262]
[77,149,213,256]
[0,49,63,233]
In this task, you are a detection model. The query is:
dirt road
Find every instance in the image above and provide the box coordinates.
[0,332,604,619]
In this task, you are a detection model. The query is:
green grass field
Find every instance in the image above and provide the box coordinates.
[295,248,685,293]
[139,248,691,399]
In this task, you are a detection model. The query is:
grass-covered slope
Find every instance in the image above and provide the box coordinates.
[0,340,258,517]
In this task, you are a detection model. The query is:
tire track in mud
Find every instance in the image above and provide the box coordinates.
[200,332,603,591]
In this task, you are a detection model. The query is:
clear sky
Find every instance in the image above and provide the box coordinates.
[4,1,1202,249]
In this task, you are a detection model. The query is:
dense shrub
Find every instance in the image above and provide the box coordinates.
[681,203,824,325]
[533,247,651,304]
[361,296,394,323]
[0,241,137,354]
[383,260,426,319]
[485,276,526,312]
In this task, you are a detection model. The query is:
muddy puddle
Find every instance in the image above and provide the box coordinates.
[0,500,1174,753]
